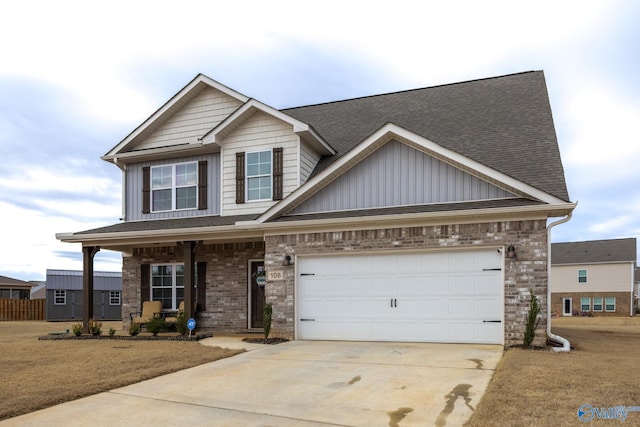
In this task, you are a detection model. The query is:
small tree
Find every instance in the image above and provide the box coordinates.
[176,309,189,336]
[523,289,541,348]
[146,316,167,336]
[263,303,273,340]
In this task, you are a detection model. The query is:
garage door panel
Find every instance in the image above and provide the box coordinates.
[298,249,503,344]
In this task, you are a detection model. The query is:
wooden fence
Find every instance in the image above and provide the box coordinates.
[0,298,45,321]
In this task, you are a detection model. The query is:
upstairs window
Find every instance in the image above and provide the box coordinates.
[151,162,197,211]
[578,269,588,283]
[236,148,283,203]
[246,150,272,201]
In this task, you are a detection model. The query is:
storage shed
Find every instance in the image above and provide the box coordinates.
[46,270,122,321]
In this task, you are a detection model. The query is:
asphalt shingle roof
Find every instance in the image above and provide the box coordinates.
[551,238,637,264]
[283,71,569,202]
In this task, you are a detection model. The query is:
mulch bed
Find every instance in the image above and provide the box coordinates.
[242,337,289,344]
[39,332,214,341]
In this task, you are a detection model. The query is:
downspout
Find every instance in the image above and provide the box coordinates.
[547,211,573,352]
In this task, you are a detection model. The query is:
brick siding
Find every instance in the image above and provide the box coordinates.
[551,291,632,317]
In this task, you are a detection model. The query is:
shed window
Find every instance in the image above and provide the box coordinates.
[593,297,603,312]
[578,269,588,283]
[54,290,66,305]
[605,297,616,312]
[580,297,590,312]
[109,291,121,305]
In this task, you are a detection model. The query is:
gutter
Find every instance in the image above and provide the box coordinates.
[547,211,573,352]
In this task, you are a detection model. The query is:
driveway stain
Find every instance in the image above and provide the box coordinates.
[467,358,484,369]
[387,407,413,426]
[435,383,474,427]
[348,375,362,385]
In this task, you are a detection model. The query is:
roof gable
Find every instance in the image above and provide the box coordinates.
[551,238,637,264]
[284,71,569,202]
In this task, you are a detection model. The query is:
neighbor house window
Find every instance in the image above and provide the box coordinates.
[593,297,603,312]
[580,297,590,312]
[246,150,272,201]
[578,269,588,283]
[109,291,121,305]
[151,264,184,310]
[54,290,66,305]
[605,297,616,312]
[151,162,197,211]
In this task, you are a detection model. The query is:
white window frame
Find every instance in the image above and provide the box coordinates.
[605,297,616,312]
[54,290,66,305]
[151,162,198,212]
[580,297,591,312]
[109,291,121,306]
[151,263,185,311]
[578,269,588,284]
[593,297,603,312]
[246,150,272,202]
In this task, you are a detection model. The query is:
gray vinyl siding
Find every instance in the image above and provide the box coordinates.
[300,140,321,184]
[125,153,220,221]
[291,140,515,214]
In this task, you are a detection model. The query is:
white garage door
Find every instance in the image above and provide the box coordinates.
[297,249,503,344]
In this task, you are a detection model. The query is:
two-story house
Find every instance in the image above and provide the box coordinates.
[57,71,575,346]
[551,238,637,317]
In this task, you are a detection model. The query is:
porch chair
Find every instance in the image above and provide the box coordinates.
[129,301,163,329]
[163,301,185,325]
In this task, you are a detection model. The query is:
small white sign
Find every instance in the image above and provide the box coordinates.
[267,270,284,281]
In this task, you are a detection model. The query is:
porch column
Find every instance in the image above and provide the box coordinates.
[182,241,201,320]
[82,246,100,334]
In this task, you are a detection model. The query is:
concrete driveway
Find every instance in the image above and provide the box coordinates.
[3,338,502,427]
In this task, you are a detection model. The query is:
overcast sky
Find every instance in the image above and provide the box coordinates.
[1,0,639,281]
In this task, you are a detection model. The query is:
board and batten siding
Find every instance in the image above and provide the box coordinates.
[551,263,634,293]
[291,140,515,215]
[134,87,244,151]
[222,111,300,216]
[125,153,220,221]
[300,140,321,184]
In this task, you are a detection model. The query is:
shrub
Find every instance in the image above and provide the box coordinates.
[71,323,83,336]
[523,289,541,348]
[108,327,117,337]
[263,303,272,339]
[89,320,102,336]
[146,316,167,336]
[128,322,140,336]
[176,310,188,336]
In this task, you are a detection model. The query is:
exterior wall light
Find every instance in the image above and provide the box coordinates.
[282,255,294,266]
[506,244,517,259]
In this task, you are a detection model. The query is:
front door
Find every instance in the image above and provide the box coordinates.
[250,261,266,328]
[563,298,572,316]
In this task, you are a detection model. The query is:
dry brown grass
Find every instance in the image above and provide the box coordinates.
[0,321,243,421]
[466,317,640,426]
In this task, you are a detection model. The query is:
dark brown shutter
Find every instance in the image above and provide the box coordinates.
[142,167,151,214]
[140,264,150,306]
[198,160,207,210]
[196,262,206,312]
[236,152,245,204]
[272,147,283,201]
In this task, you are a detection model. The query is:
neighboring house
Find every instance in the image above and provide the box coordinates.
[551,238,637,317]
[45,270,122,321]
[57,71,575,346]
[0,275,33,299]
[30,282,46,299]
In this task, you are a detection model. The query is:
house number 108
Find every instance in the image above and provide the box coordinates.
[267,271,284,281]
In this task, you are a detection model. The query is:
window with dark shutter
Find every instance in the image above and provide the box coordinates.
[236,152,245,204]
[198,160,207,210]
[197,262,206,312]
[142,167,151,214]
[140,264,150,305]
[272,147,283,200]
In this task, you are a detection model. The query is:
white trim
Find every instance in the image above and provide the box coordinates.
[562,298,572,316]
[104,74,249,158]
[256,124,568,223]
[199,99,335,156]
